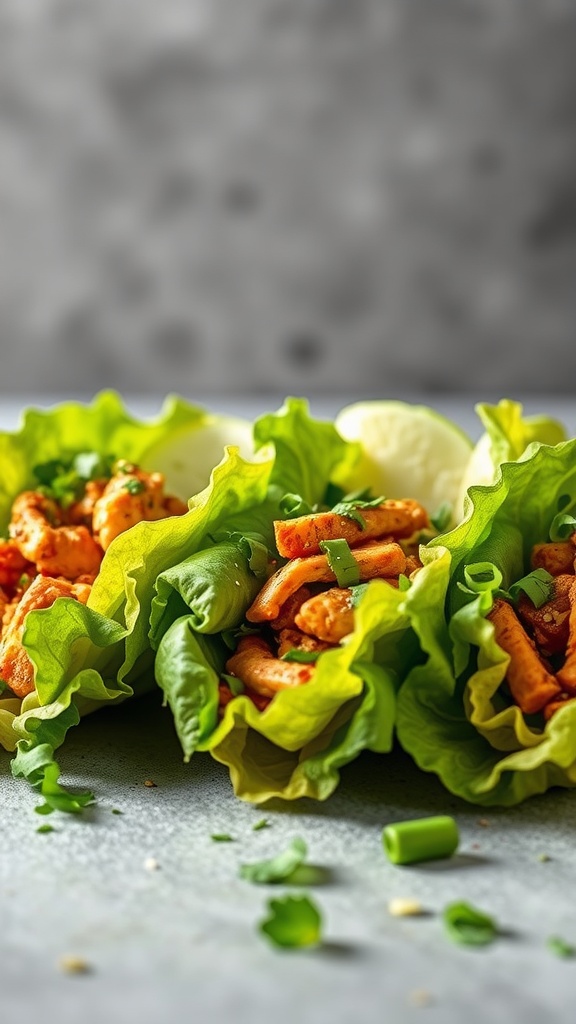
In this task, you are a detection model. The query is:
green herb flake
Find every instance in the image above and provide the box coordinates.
[330,493,386,530]
[280,649,320,664]
[430,501,453,533]
[211,833,235,843]
[398,574,411,592]
[279,493,315,519]
[240,836,308,884]
[35,761,95,815]
[319,539,360,588]
[547,936,576,959]
[111,808,123,816]
[442,901,498,947]
[123,478,146,496]
[260,893,323,949]
[221,673,246,696]
[253,819,271,832]
[36,824,55,834]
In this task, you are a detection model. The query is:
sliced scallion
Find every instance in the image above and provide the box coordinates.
[382,815,459,865]
[319,539,360,588]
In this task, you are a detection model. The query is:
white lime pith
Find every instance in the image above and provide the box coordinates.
[143,415,254,500]
[334,400,473,518]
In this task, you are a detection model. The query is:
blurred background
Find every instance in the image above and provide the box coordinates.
[0,0,575,399]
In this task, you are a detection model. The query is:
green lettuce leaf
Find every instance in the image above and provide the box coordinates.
[397,438,576,805]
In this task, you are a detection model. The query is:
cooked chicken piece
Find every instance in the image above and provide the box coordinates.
[92,464,187,551]
[517,574,573,656]
[9,491,103,579]
[557,578,576,693]
[274,499,429,559]
[294,588,355,643]
[0,575,91,698]
[67,479,108,528]
[276,628,333,658]
[543,694,576,721]
[246,541,406,623]
[0,540,32,591]
[269,586,314,631]
[530,542,575,576]
[225,635,316,698]
[487,598,561,714]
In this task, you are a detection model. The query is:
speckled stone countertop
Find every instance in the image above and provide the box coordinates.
[2,395,576,1024]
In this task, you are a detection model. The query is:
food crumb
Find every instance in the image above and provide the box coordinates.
[408,989,433,1008]
[144,857,160,871]
[537,853,552,862]
[58,955,91,975]
[477,818,490,828]
[144,779,157,788]
[388,898,425,917]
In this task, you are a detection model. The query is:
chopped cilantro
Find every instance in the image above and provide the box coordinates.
[319,539,360,588]
[280,649,320,664]
[330,492,385,530]
[239,837,308,884]
[32,451,114,508]
[260,894,323,949]
[442,901,498,947]
[123,478,146,496]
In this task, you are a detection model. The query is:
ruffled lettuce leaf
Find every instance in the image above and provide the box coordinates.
[397,439,576,805]
[456,399,567,521]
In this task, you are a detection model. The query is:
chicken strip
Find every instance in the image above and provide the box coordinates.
[0,575,91,698]
[225,635,316,698]
[556,578,576,693]
[274,499,429,559]
[487,598,561,714]
[294,588,355,643]
[246,541,406,622]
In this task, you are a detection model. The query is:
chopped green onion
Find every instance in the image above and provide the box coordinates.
[463,562,503,593]
[36,824,55,834]
[239,836,308,884]
[442,901,498,947]
[280,649,320,664]
[550,512,576,542]
[382,815,459,865]
[253,819,271,832]
[547,936,575,959]
[111,808,123,816]
[430,501,453,532]
[260,894,323,949]
[211,833,235,843]
[319,539,360,588]
[508,568,555,608]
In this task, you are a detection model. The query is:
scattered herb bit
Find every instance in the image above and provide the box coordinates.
[240,836,308,884]
[388,898,425,918]
[111,808,123,816]
[537,853,551,863]
[547,936,575,959]
[36,824,55,834]
[253,819,271,832]
[143,779,157,788]
[211,834,235,843]
[430,501,453,532]
[442,901,498,947]
[58,955,91,975]
[279,493,315,519]
[319,539,360,588]
[34,762,94,815]
[280,649,320,664]
[477,818,490,828]
[260,894,323,949]
[398,574,411,592]
[123,477,146,496]
[35,803,54,816]
[330,492,385,530]
[221,673,246,696]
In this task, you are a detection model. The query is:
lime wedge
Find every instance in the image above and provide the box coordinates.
[334,400,473,518]
[142,414,254,500]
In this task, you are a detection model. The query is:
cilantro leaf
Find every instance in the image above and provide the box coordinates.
[239,836,308,884]
[280,649,320,664]
[260,894,323,949]
[442,901,498,947]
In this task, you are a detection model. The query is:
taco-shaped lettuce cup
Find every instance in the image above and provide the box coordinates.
[397,436,576,806]
[0,392,253,798]
[147,399,462,803]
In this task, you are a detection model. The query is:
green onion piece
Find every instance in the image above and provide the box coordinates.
[430,501,453,532]
[319,539,360,588]
[550,512,576,542]
[123,478,146,495]
[280,649,320,664]
[221,674,245,696]
[547,936,576,959]
[111,808,123,816]
[239,836,307,884]
[442,901,498,947]
[252,819,271,832]
[382,815,459,865]
[36,824,55,834]
[279,493,315,518]
[211,833,235,842]
[463,562,503,594]
[260,894,323,949]
[508,568,555,608]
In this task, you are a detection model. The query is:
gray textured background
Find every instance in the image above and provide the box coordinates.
[0,0,575,397]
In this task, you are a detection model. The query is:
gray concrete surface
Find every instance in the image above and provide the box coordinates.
[0,1,575,396]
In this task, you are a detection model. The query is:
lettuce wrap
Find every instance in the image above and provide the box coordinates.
[145,399,457,803]
[0,391,253,804]
[397,435,576,806]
